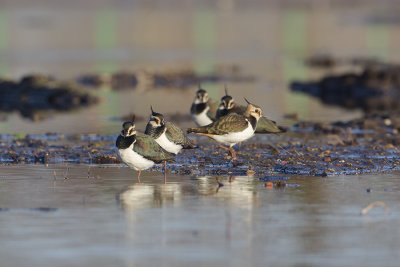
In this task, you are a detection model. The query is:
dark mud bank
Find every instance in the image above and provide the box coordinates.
[291,63,400,112]
[1,112,400,177]
[77,66,255,90]
[0,75,98,121]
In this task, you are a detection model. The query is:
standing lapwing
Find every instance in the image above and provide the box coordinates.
[145,106,195,172]
[216,86,285,134]
[116,117,174,183]
[187,99,262,162]
[190,85,219,126]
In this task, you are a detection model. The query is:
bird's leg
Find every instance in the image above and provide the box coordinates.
[228,147,237,166]
[137,170,141,184]
[228,147,237,160]
[218,144,230,151]
[218,144,232,159]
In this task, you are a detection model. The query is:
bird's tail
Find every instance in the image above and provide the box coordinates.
[278,126,287,133]
[187,127,208,134]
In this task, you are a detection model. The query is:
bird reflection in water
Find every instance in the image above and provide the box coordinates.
[117,175,258,210]
[118,183,182,211]
[117,176,259,251]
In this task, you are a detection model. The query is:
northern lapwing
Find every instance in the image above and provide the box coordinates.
[187,99,262,162]
[216,86,285,134]
[116,117,174,183]
[145,106,195,161]
[190,86,219,126]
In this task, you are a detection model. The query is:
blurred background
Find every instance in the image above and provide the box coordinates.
[1,0,400,134]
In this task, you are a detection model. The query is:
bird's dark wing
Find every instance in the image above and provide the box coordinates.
[188,114,249,135]
[234,104,247,114]
[166,122,196,148]
[234,104,284,134]
[165,122,186,145]
[255,116,285,134]
[133,133,175,162]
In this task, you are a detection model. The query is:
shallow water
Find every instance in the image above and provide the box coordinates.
[0,164,399,266]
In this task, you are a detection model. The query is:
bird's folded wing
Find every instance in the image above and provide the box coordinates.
[207,114,249,135]
[165,122,186,145]
[134,133,174,161]
[255,116,284,133]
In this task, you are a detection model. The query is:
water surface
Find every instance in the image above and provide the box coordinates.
[0,164,399,266]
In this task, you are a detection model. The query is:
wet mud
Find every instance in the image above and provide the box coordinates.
[0,75,98,121]
[1,111,400,177]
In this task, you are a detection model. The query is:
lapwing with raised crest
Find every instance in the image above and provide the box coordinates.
[145,106,195,172]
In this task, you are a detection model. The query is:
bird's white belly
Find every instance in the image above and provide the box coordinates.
[117,144,154,171]
[211,122,254,146]
[192,107,213,126]
[155,133,182,154]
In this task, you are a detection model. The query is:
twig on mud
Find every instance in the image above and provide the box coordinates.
[360,201,391,216]
[277,144,301,157]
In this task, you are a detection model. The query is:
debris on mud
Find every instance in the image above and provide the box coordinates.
[291,60,400,112]
[360,201,391,216]
[0,74,98,121]
[77,66,255,90]
[0,110,399,177]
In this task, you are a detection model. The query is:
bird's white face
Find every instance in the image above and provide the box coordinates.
[148,114,164,127]
[194,90,209,104]
[224,98,235,110]
[247,104,263,120]
[219,96,235,110]
[122,122,136,137]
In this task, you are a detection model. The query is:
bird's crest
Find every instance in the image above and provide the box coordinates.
[150,106,156,116]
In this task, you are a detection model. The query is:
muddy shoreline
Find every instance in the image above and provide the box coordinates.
[1,110,399,177]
